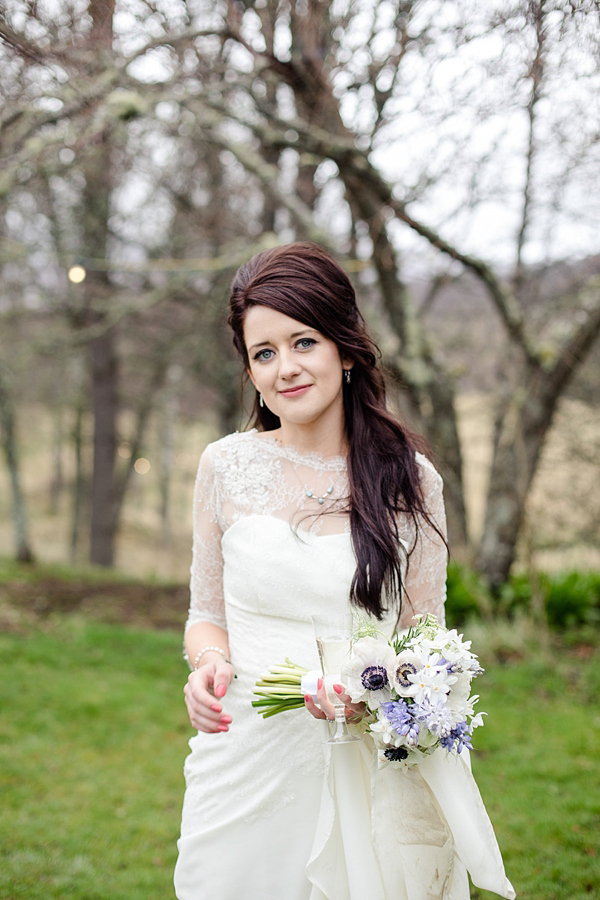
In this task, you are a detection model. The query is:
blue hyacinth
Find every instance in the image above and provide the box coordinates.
[381,700,420,744]
[439,720,473,753]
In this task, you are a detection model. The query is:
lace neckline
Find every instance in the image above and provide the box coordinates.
[243,429,347,472]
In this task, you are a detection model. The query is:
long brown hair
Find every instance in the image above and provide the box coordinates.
[228,242,442,619]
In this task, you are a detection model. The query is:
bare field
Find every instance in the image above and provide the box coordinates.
[0,395,598,580]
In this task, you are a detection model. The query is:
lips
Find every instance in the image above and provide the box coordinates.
[279,384,312,397]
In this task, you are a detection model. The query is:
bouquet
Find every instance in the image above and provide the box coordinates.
[252,615,486,767]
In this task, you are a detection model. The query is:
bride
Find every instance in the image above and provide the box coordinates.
[174,242,515,900]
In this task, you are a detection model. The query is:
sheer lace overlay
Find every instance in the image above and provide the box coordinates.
[185,429,447,638]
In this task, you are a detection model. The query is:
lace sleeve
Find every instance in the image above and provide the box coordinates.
[399,455,448,629]
[185,444,227,637]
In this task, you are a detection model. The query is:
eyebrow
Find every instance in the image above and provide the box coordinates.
[248,329,317,354]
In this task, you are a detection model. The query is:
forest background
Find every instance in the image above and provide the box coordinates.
[1,2,600,898]
[1,0,599,592]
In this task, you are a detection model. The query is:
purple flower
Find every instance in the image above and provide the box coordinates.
[439,720,473,753]
[381,700,420,745]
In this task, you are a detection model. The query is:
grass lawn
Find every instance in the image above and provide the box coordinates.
[0,619,190,899]
[1,613,599,899]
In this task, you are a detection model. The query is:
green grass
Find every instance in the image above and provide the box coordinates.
[0,619,190,899]
[1,616,599,899]
[470,652,600,900]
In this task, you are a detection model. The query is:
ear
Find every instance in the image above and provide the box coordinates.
[247,368,258,390]
[341,357,354,372]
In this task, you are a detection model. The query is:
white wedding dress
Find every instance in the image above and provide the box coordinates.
[174,430,515,900]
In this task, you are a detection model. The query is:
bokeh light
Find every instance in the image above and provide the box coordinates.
[68,265,86,283]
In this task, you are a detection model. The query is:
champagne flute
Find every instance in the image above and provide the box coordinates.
[312,613,358,744]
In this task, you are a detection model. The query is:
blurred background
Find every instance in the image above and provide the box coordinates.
[1,0,598,589]
[1,2,599,898]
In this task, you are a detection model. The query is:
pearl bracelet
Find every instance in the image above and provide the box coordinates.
[193,646,232,670]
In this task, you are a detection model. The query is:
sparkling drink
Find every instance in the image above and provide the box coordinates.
[312,613,358,744]
[316,636,352,676]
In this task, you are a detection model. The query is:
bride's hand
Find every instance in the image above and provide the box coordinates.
[184,659,235,733]
[304,679,365,722]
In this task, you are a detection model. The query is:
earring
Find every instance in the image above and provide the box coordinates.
[259,392,264,408]
[344,369,351,384]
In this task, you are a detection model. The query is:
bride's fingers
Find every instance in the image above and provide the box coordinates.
[315,679,336,720]
[333,684,365,717]
[304,693,327,720]
[193,712,230,733]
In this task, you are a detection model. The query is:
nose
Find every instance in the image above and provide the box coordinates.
[277,348,302,380]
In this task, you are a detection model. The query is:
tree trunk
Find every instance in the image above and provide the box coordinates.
[49,406,65,515]
[70,395,86,565]
[346,187,468,547]
[80,0,117,565]
[478,308,600,585]
[88,328,119,565]
[0,359,35,562]
[158,388,175,546]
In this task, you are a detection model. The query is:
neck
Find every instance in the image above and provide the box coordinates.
[275,415,347,459]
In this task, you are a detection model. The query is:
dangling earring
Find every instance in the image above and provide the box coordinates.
[259,392,264,408]
[344,369,351,384]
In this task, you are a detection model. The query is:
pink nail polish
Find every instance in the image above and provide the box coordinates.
[210,704,222,713]
[215,684,226,698]
[317,678,323,690]
[217,724,229,732]
[333,684,343,694]
[304,694,311,703]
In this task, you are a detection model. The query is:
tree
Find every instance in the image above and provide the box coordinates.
[0,0,268,565]
[1,0,598,584]
[188,0,600,585]
[0,356,34,561]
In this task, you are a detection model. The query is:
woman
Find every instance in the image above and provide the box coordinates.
[174,243,514,900]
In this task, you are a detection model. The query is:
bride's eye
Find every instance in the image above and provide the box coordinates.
[253,348,274,362]
[296,338,316,350]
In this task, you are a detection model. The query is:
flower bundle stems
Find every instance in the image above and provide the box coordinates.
[252,659,311,718]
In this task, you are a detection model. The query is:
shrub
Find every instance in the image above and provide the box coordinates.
[445,561,489,626]
[545,571,600,629]
[445,563,600,634]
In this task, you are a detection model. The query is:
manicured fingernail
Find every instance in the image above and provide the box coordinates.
[215,685,226,698]
[220,716,232,724]
[217,724,229,732]
[210,704,222,713]
[317,678,323,690]
[333,683,343,694]
[304,694,311,703]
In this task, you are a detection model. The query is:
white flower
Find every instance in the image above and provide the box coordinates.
[415,698,455,739]
[470,711,486,730]
[341,636,396,709]
[369,710,402,749]
[404,657,457,705]
[419,628,474,667]
[392,649,422,695]
[446,671,472,716]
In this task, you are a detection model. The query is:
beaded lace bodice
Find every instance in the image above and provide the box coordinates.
[185,429,447,636]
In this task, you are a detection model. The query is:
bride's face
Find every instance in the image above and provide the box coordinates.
[243,306,351,431]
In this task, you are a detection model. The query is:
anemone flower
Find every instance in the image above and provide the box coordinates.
[341,636,396,709]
